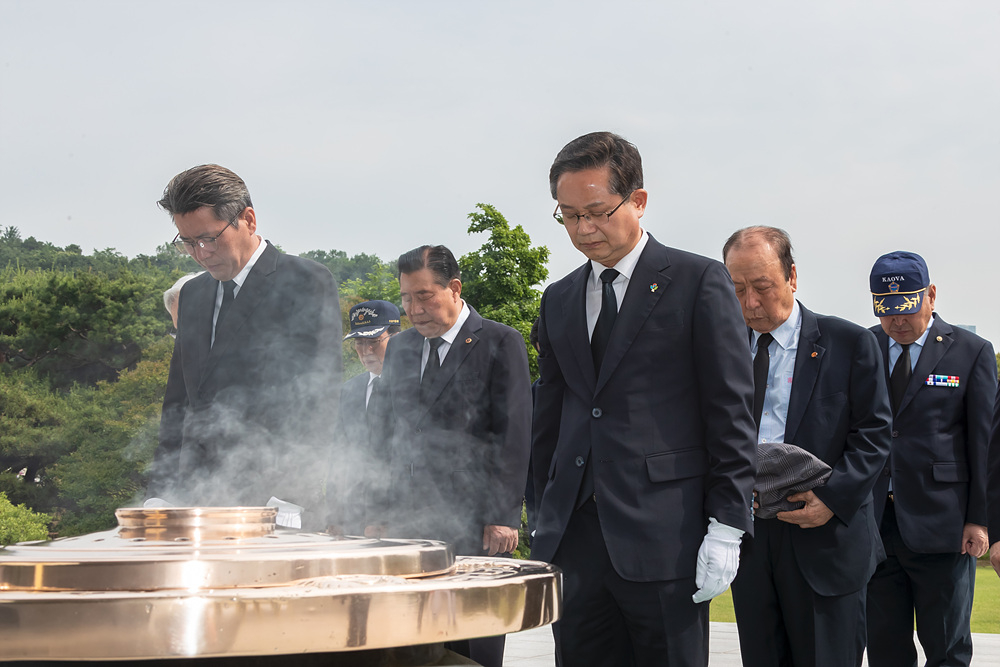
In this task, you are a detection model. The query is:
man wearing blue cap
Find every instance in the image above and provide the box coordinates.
[867,251,995,667]
[327,300,401,535]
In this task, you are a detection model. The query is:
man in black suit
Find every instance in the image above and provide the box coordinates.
[723,227,891,666]
[148,164,341,521]
[990,386,1000,578]
[866,251,994,667]
[327,300,400,536]
[531,132,757,666]
[377,245,531,667]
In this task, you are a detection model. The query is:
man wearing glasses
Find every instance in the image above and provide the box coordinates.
[327,300,400,535]
[147,164,341,523]
[531,132,756,665]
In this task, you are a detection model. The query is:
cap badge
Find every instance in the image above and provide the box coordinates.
[888,282,899,293]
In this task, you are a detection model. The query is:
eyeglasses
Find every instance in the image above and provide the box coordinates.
[553,191,633,226]
[170,219,237,255]
[354,334,390,351]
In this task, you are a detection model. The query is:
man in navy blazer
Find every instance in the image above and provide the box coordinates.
[532,132,757,665]
[148,165,342,518]
[990,385,1000,578]
[376,245,531,667]
[723,227,891,667]
[866,251,994,667]
[327,300,400,535]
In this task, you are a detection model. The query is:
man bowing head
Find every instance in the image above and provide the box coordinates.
[531,132,757,666]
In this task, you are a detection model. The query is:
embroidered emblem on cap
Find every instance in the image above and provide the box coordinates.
[896,295,921,312]
[873,297,888,315]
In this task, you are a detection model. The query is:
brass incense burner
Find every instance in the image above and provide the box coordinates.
[0,507,561,665]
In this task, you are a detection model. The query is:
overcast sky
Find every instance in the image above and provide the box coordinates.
[2,1,998,345]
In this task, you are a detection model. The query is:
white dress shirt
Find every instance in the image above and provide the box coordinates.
[211,235,264,347]
[586,230,650,339]
[420,301,471,379]
[752,300,801,445]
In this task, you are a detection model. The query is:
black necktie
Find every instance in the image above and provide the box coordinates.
[890,343,911,415]
[216,280,236,326]
[420,338,443,403]
[591,268,620,372]
[366,376,382,430]
[752,332,774,431]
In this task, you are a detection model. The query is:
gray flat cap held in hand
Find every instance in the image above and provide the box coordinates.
[755,442,832,519]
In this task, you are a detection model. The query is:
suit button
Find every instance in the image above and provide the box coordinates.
[575,456,585,467]
[891,430,899,438]
[592,408,603,418]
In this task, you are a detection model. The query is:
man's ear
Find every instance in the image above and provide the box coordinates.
[449,278,462,300]
[240,207,257,234]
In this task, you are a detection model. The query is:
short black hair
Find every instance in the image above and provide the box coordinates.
[397,245,460,287]
[549,132,643,199]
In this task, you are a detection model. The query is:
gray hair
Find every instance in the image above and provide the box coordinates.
[163,272,203,313]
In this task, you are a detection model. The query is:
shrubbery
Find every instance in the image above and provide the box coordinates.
[0,491,51,545]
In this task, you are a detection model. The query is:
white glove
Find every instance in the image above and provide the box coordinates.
[267,496,304,529]
[692,517,743,603]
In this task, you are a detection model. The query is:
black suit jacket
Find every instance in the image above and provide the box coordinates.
[871,314,995,553]
[989,384,1000,547]
[149,242,342,513]
[531,235,757,582]
[767,304,891,596]
[378,305,531,556]
[327,371,378,534]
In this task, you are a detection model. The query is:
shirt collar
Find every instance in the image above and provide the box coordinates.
[752,299,801,351]
[230,236,265,289]
[437,300,471,346]
[890,316,932,351]
[589,229,649,287]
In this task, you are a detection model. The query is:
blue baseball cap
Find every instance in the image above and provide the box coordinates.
[344,300,401,340]
[869,251,930,317]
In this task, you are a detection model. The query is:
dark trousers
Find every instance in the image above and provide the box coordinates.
[731,518,867,667]
[445,635,506,667]
[550,498,709,667]
[866,502,975,667]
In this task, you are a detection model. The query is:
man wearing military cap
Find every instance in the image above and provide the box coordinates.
[327,300,401,536]
[866,251,995,667]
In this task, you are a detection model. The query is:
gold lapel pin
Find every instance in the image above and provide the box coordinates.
[811,352,818,358]
[465,338,472,344]
[936,336,943,342]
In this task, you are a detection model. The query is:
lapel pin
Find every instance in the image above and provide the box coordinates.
[811,352,818,358]
[465,338,472,344]
[936,336,943,342]
[649,283,658,292]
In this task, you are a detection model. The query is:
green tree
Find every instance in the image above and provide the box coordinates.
[458,203,549,377]
[0,368,68,512]
[0,267,173,390]
[300,249,383,286]
[49,337,173,535]
[0,491,51,545]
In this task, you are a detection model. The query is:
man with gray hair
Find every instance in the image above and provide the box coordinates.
[148,164,342,521]
[162,272,202,330]
[723,226,891,667]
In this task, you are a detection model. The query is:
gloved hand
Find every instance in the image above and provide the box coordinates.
[692,517,743,603]
[267,496,304,529]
